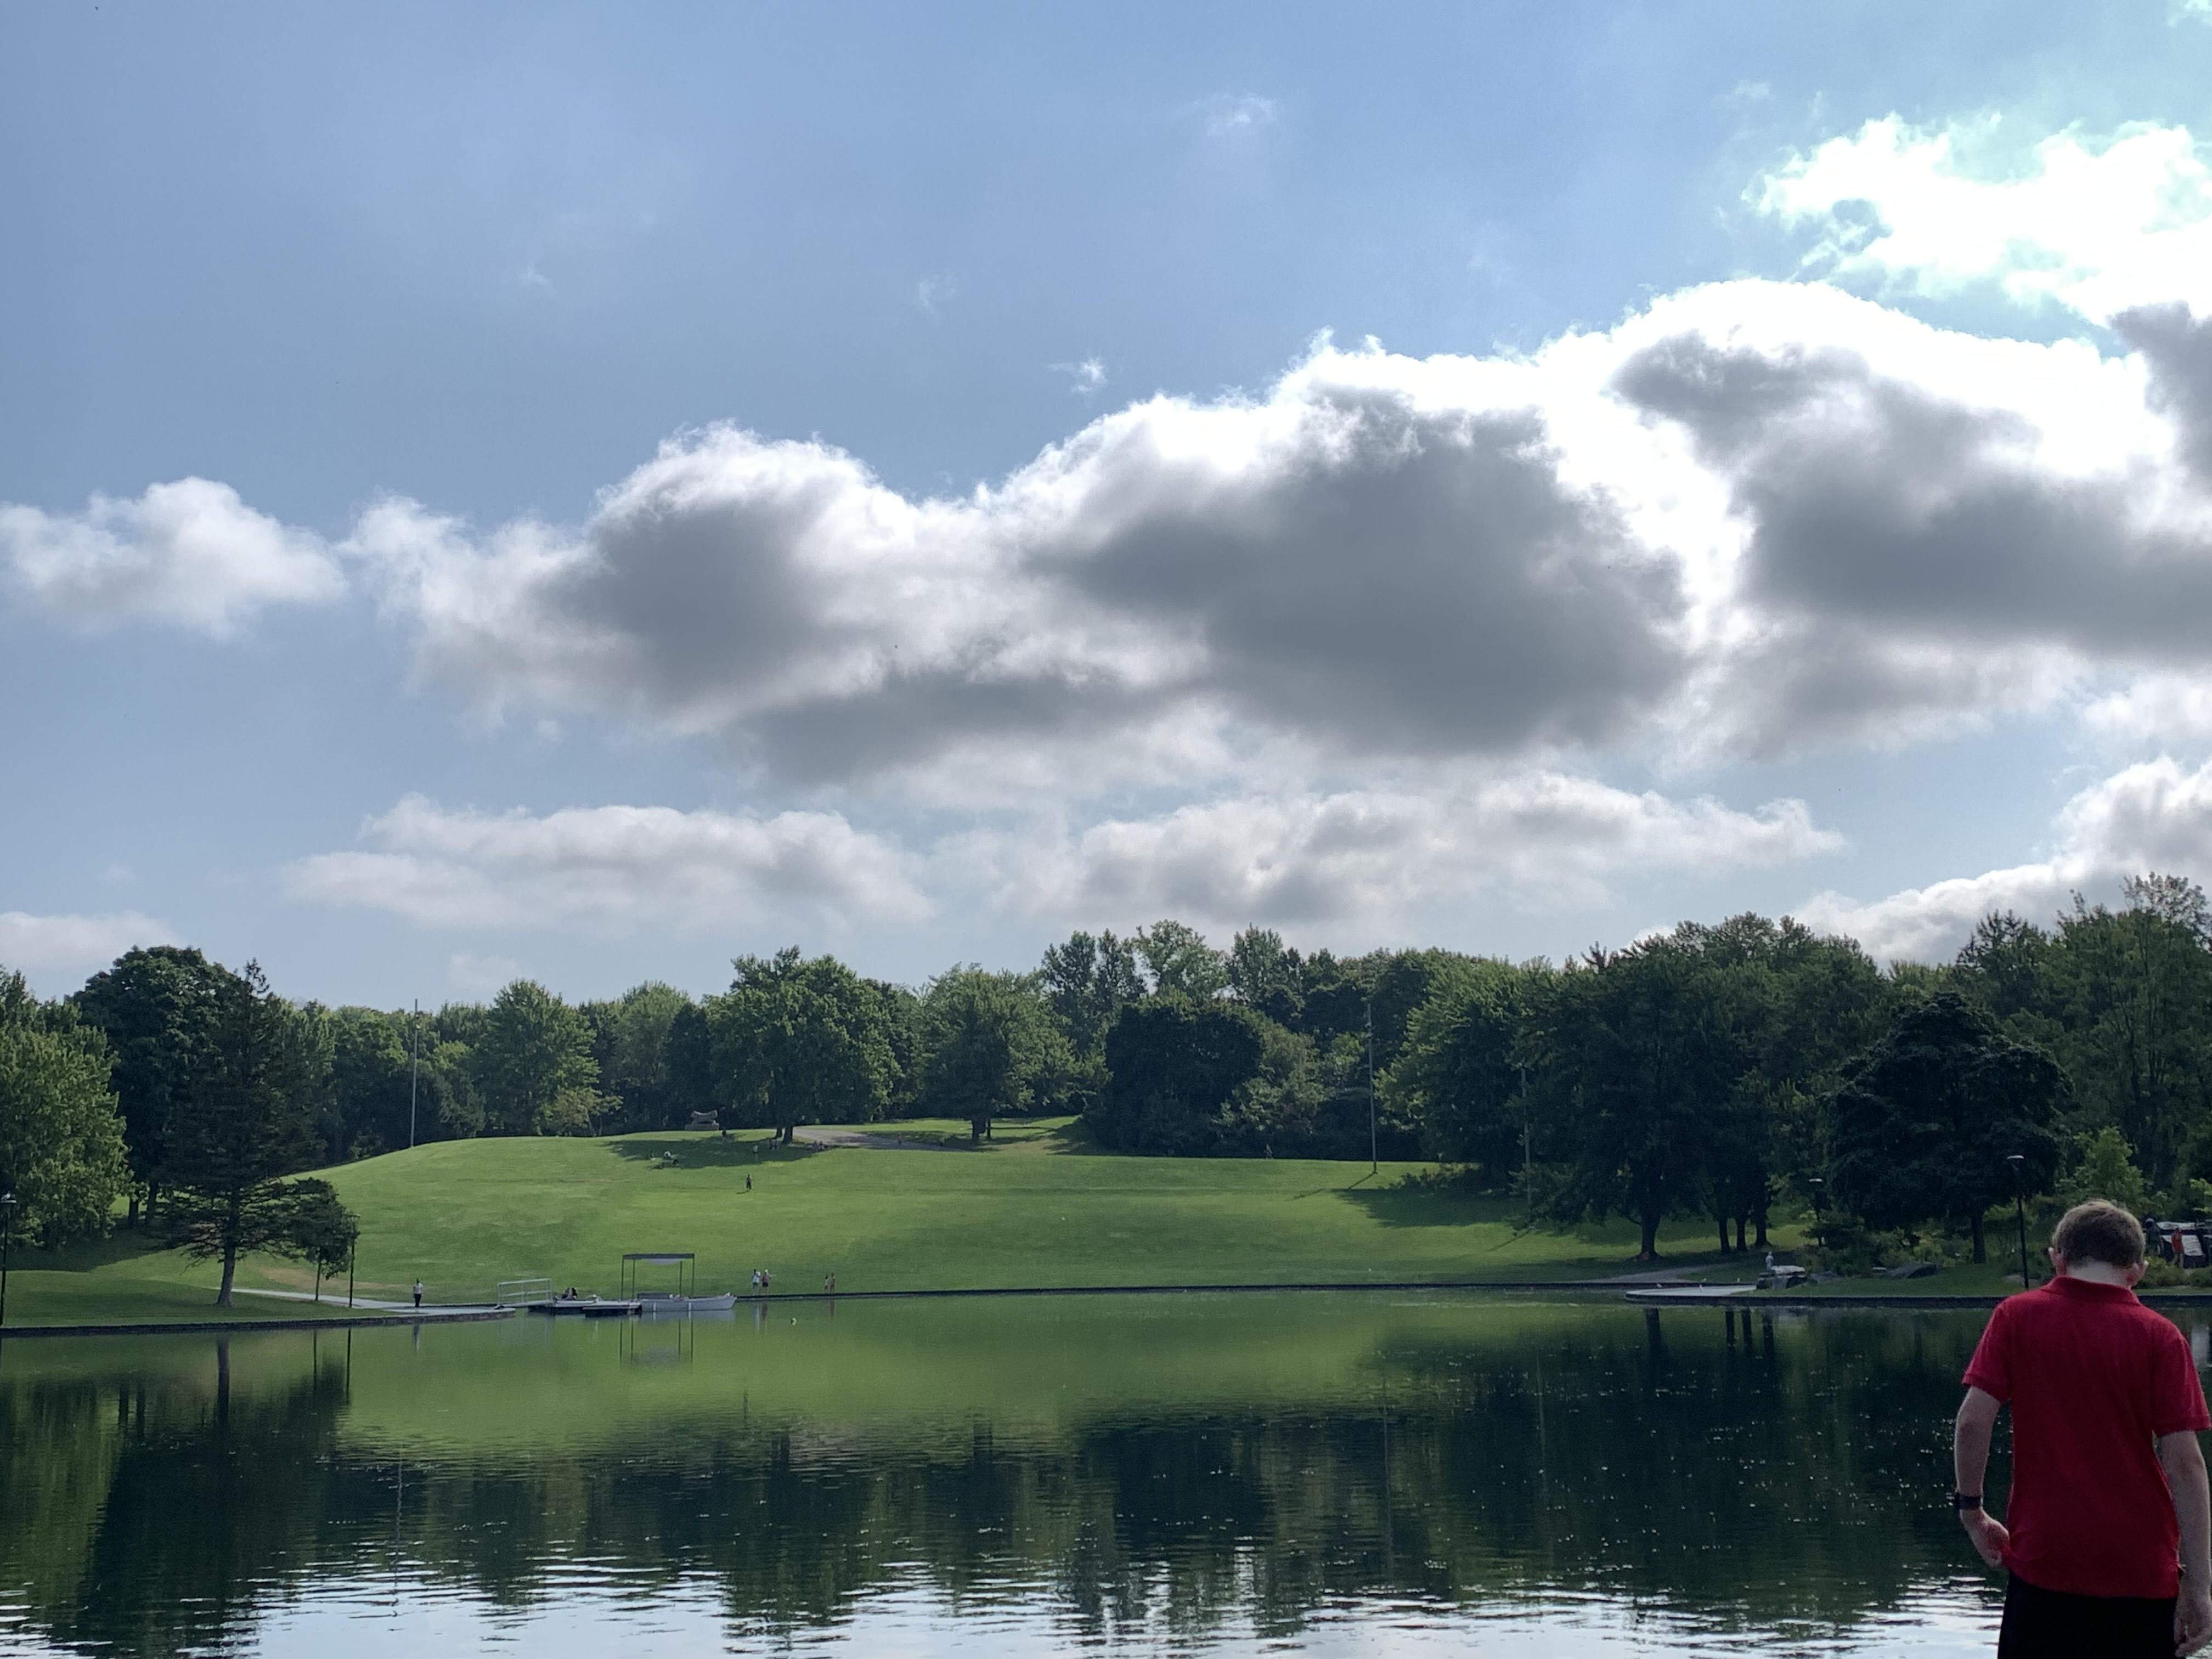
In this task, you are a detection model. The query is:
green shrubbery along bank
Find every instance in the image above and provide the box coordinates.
[3,874,2211,1317]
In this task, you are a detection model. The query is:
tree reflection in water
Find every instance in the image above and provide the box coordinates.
[0,1296,2103,1656]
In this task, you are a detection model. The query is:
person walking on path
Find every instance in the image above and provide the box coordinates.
[1954,1200,2212,1657]
[411,1279,424,1311]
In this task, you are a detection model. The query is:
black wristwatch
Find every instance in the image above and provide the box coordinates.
[1953,1492,1985,1511]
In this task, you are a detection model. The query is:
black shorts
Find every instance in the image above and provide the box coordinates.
[1998,1572,2175,1658]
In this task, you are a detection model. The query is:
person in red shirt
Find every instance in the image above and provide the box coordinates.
[1954,1199,2212,1657]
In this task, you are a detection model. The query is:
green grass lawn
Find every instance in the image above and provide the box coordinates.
[3,1230,405,1328]
[12,1120,1813,1325]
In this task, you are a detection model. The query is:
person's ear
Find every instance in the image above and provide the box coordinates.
[2126,1260,2147,1287]
[2047,1246,2066,1273]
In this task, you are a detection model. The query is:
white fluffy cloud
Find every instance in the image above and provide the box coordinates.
[1798,755,2212,961]
[347,360,1689,791]
[966,774,1842,933]
[0,478,345,635]
[331,280,2212,792]
[26,142,2212,804]
[0,910,180,979]
[281,795,931,933]
[2083,673,2212,747]
[24,110,2212,952]
[330,271,2212,788]
[1756,116,2212,324]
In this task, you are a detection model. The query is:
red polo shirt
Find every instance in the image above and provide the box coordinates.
[1963,1276,2211,1599]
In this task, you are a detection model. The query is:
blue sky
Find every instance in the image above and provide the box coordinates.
[8,2,2212,1004]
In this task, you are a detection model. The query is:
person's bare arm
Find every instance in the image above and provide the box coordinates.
[2158,1430,2211,1656]
[1953,1387,2009,1568]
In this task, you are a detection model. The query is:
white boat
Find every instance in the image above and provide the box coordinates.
[637,1292,737,1313]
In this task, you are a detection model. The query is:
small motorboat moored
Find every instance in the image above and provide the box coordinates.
[637,1292,738,1313]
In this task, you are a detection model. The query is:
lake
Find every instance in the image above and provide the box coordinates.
[5,1291,2192,1657]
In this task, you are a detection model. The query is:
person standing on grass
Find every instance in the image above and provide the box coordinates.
[1954,1200,2212,1657]
[412,1279,424,1310]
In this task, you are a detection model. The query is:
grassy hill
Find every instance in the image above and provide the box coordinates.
[5,1119,1813,1325]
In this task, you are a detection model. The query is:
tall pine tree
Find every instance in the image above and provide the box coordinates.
[162,963,326,1306]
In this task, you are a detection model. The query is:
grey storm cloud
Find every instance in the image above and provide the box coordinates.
[352,363,1693,790]
[22,276,2212,807]
[1612,334,2212,660]
[1030,394,1686,755]
[2119,303,2212,484]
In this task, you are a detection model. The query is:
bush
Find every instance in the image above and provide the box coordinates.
[1804,1220,1931,1277]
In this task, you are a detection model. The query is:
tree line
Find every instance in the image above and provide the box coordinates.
[4,873,2208,1274]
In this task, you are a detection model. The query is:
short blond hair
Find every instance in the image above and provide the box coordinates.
[2052,1200,2146,1269]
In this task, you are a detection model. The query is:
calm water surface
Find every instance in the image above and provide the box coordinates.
[5,1291,2197,1657]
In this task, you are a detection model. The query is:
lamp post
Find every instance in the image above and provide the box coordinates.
[1805,1177,1825,1252]
[0,1191,17,1331]
[2006,1154,2032,1289]
[1365,997,1376,1175]
[1517,1062,1533,1221]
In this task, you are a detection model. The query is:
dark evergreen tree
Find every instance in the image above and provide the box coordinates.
[161,963,328,1305]
[1829,990,2065,1262]
[72,945,240,1223]
[1092,997,1266,1154]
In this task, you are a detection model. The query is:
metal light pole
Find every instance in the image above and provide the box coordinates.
[1517,1062,1534,1219]
[1365,998,1377,1174]
[407,999,421,1150]
[0,1191,17,1331]
[2006,1154,2031,1289]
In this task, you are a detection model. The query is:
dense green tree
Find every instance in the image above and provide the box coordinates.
[318,1005,473,1158]
[2038,894,2212,1190]
[0,970,129,1245]
[1216,1017,1325,1154]
[1536,939,1748,1260]
[585,983,696,1132]
[870,979,926,1118]
[1135,921,1229,1001]
[1039,930,1146,1057]
[1292,949,1370,1047]
[472,981,599,1136]
[2059,1125,2150,1214]
[2126,871,2212,946]
[1092,997,1266,1154]
[1828,991,2065,1262]
[283,1178,360,1300]
[1680,914,1887,1250]
[1364,949,1475,1073]
[1385,958,1541,1182]
[919,969,1069,1141]
[161,963,327,1305]
[1954,911,2056,1029]
[71,945,239,1223]
[710,950,894,1139]
[1226,929,1304,1026]
[665,1000,715,1123]
[323,1007,416,1159]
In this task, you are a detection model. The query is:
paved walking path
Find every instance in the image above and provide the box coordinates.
[793,1126,969,1151]
[231,1288,508,1316]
